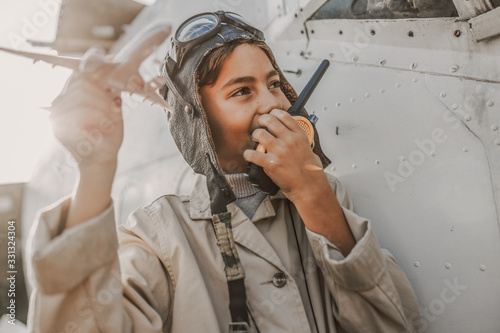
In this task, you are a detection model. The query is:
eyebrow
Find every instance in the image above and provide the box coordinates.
[221,69,279,89]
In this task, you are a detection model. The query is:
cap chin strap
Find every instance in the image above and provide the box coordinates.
[208,157,250,332]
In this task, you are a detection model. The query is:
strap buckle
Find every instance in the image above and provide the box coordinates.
[228,322,250,333]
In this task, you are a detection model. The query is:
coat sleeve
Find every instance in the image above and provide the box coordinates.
[305,174,422,333]
[26,197,173,333]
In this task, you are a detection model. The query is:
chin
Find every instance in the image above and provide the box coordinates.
[222,158,248,174]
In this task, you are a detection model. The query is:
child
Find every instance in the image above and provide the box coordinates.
[28,11,420,333]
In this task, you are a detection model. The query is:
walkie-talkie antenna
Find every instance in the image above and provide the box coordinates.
[288,59,330,116]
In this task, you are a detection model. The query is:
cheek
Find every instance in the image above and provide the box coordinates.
[208,103,252,144]
[223,118,252,138]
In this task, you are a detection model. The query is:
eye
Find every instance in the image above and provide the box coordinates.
[269,80,282,89]
[231,87,251,97]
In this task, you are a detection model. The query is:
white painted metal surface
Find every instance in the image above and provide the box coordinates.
[22,0,500,331]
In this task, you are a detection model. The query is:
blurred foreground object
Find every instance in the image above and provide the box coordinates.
[0,21,173,111]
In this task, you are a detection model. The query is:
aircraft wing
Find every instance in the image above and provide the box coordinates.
[0,46,80,70]
[0,21,173,111]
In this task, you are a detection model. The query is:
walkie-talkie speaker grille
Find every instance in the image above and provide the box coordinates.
[256,115,315,153]
[293,116,315,148]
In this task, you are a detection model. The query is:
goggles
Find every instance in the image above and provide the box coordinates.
[169,10,264,69]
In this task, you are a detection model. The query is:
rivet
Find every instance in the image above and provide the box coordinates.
[414,261,420,267]
[370,29,376,36]
[395,83,401,88]
[329,53,334,58]
[184,105,191,113]
[352,163,357,169]
[350,97,355,103]
[487,101,494,107]
[454,30,461,37]
[495,138,500,146]
[491,125,499,131]
[375,160,380,165]
[445,263,452,269]
[336,102,341,107]
[412,77,418,83]
[364,93,370,98]
[464,114,472,121]
[408,31,414,37]
[430,151,436,157]
[440,92,447,98]
[353,56,359,62]
[339,30,343,35]
[300,30,304,34]
[410,63,417,70]
[380,59,386,65]
[479,265,487,271]
[463,146,469,152]
[451,103,459,110]
[401,155,407,161]
[450,65,459,73]
[380,88,385,93]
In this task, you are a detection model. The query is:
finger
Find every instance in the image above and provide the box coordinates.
[52,80,119,114]
[269,109,303,133]
[252,128,277,153]
[243,149,277,170]
[257,112,289,138]
[50,92,122,132]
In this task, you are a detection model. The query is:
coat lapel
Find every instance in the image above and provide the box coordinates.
[229,202,287,272]
[188,174,287,272]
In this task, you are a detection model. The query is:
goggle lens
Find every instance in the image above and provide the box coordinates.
[176,14,218,42]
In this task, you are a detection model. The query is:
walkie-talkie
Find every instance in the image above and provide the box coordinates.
[246,59,330,194]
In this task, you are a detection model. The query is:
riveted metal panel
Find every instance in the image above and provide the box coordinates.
[266,14,500,333]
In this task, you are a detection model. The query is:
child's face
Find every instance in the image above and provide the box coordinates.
[199,44,292,173]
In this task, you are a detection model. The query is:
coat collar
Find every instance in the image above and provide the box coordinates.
[188,174,289,271]
[188,174,287,222]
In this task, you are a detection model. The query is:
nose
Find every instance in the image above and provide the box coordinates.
[256,88,282,115]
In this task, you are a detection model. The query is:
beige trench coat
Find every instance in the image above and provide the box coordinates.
[27,173,421,332]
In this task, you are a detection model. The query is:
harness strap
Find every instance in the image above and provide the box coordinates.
[212,211,249,332]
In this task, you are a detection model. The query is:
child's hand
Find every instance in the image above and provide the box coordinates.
[244,108,326,203]
[245,108,356,255]
[49,74,124,172]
